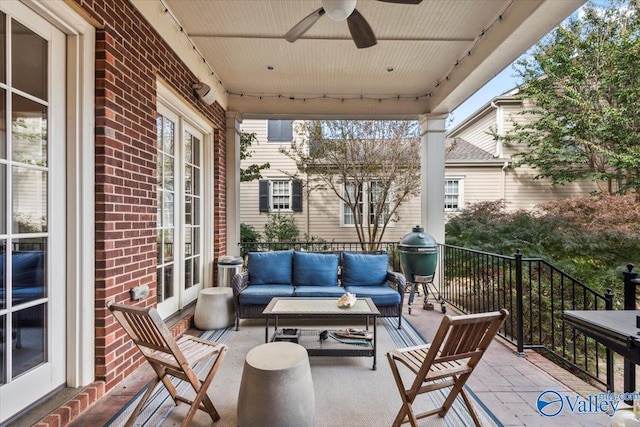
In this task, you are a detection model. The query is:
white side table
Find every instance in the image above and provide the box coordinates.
[194,287,235,330]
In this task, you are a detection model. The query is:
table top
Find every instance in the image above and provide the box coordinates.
[263,297,380,316]
[564,310,640,344]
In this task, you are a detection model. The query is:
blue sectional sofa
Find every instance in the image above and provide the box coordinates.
[232,250,406,329]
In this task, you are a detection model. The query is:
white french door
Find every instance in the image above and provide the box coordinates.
[156,103,204,318]
[0,2,66,422]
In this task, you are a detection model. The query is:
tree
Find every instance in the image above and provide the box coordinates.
[504,0,640,198]
[240,131,270,182]
[281,120,421,251]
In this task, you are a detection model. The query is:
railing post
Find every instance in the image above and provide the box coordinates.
[515,249,525,356]
[605,288,614,392]
[623,264,639,402]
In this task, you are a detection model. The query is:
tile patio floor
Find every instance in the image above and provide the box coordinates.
[23,294,619,426]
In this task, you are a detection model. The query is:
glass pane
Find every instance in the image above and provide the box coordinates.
[163,229,174,263]
[184,227,192,257]
[184,132,192,164]
[163,192,174,228]
[163,118,174,154]
[192,137,200,165]
[156,267,163,301]
[184,258,192,289]
[12,94,47,166]
[193,227,200,256]
[193,257,200,285]
[163,155,174,191]
[12,304,46,378]
[0,164,5,234]
[12,20,47,100]
[0,89,5,159]
[12,237,46,306]
[12,166,47,233]
[192,197,200,226]
[156,232,162,264]
[156,152,163,186]
[156,190,162,227]
[0,13,5,84]
[185,195,192,224]
[0,240,5,310]
[163,264,173,299]
[192,167,199,196]
[184,165,192,195]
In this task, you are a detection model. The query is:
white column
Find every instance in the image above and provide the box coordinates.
[419,114,447,244]
[226,112,243,255]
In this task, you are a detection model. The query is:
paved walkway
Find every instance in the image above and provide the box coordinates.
[28,296,620,426]
[405,300,612,426]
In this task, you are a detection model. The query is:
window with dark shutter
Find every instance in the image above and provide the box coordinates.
[267,120,293,142]
[292,180,303,212]
[259,180,270,212]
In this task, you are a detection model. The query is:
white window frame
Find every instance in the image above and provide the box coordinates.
[341,181,392,227]
[444,177,464,211]
[269,179,293,212]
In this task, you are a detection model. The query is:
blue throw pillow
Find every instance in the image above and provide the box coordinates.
[247,250,293,285]
[293,251,339,287]
[341,252,389,287]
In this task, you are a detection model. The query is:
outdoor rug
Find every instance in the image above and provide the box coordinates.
[107,317,502,426]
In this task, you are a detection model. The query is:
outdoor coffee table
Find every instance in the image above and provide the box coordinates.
[262,297,380,369]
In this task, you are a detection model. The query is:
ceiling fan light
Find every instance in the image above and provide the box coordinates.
[322,0,357,21]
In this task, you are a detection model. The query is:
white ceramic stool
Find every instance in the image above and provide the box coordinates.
[194,287,235,330]
[237,341,315,427]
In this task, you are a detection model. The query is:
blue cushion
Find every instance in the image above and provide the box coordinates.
[239,284,295,305]
[293,285,346,298]
[341,252,389,287]
[343,285,401,306]
[293,251,339,287]
[248,250,293,285]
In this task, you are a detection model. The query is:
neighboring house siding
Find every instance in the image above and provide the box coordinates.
[240,120,308,234]
[448,92,598,212]
[453,112,497,154]
[239,119,420,242]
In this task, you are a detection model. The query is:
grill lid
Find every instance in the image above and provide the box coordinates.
[399,225,437,249]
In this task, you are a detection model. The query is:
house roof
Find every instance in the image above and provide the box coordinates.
[132,0,584,119]
[445,137,504,164]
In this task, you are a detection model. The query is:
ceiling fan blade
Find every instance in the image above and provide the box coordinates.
[347,9,377,49]
[285,7,325,43]
[377,0,423,4]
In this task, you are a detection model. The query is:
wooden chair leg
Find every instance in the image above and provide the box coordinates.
[125,377,161,427]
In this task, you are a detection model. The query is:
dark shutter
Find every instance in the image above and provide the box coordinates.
[267,120,293,142]
[292,180,303,212]
[259,180,270,212]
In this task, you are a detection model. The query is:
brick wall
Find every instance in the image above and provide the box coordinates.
[73,0,227,391]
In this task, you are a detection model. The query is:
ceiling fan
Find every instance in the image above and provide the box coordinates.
[285,0,423,49]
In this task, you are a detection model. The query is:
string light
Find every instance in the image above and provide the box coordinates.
[157,0,513,104]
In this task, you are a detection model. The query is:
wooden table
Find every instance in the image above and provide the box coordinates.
[263,297,380,369]
[564,310,640,402]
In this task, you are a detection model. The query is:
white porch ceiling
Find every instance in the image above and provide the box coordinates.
[135,0,585,119]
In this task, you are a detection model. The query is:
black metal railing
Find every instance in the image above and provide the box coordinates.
[439,244,613,390]
[238,240,614,389]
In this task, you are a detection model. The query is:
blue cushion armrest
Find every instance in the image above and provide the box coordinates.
[232,271,250,297]
[386,270,406,294]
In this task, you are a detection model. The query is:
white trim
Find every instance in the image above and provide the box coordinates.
[444,177,465,211]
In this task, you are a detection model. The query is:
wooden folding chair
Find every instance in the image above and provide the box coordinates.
[107,302,228,427]
[386,309,508,427]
